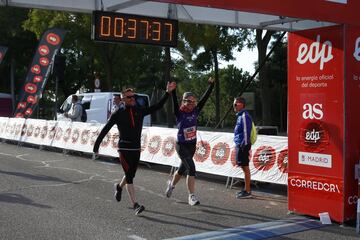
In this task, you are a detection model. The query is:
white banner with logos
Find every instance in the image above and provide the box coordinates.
[0,117,288,185]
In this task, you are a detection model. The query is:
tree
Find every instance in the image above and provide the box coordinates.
[264,38,287,131]
[178,23,249,125]
[0,7,37,94]
[22,10,168,121]
[255,29,276,125]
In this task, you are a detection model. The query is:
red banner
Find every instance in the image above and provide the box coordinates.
[152,0,359,26]
[288,25,345,222]
[0,46,8,65]
[288,174,343,221]
[14,28,66,118]
[344,25,360,220]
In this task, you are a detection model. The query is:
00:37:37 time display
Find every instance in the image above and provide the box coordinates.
[99,16,175,42]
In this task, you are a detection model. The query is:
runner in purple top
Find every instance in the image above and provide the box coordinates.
[165,77,214,206]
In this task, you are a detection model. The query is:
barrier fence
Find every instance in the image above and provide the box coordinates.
[0,117,288,185]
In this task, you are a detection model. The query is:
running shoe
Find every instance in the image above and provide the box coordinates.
[235,190,252,199]
[134,202,145,215]
[165,180,175,198]
[188,194,200,206]
[113,183,122,202]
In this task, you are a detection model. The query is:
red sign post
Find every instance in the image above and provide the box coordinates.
[288,25,360,222]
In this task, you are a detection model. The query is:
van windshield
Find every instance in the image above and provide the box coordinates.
[60,98,72,113]
[135,94,149,108]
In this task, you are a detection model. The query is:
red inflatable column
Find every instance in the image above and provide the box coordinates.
[288,24,360,222]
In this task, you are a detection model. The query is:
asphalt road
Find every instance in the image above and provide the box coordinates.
[0,141,358,240]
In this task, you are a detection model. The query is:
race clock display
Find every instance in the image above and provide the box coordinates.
[92,11,178,47]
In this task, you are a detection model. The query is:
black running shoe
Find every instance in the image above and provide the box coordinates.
[235,190,252,199]
[134,202,145,215]
[113,183,122,202]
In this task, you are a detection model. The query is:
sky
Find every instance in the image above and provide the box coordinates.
[171,47,258,75]
[219,47,258,74]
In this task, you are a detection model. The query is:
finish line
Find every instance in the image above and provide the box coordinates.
[166,217,325,240]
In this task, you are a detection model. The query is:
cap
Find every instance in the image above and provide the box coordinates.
[238,97,246,104]
[235,97,246,105]
[183,92,195,99]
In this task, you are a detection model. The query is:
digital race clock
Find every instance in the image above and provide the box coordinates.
[92,11,178,47]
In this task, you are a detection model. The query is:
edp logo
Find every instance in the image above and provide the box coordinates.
[296,35,333,70]
[353,37,360,61]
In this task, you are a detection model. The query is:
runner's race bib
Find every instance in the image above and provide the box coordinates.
[183,126,196,141]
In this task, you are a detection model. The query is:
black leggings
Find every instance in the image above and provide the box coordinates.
[176,142,197,176]
[119,150,140,184]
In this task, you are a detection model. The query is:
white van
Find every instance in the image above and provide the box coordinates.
[57,92,151,125]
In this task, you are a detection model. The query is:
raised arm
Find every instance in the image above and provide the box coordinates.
[172,90,180,117]
[143,81,176,116]
[93,113,117,153]
[197,77,215,112]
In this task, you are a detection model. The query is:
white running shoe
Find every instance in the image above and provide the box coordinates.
[165,180,174,198]
[188,194,200,206]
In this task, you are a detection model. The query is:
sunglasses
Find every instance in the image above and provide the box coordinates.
[124,95,135,99]
[183,99,196,103]
[233,103,242,106]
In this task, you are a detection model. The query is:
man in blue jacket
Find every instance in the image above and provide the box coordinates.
[233,97,253,198]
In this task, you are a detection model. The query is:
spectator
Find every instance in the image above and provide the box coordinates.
[111,94,123,114]
[64,95,82,122]
[233,97,253,199]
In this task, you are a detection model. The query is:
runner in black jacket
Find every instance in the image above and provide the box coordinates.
[93,82,176,215]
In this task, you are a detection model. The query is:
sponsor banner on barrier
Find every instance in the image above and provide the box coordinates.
[0,118,288,185]
[0,117,9,137]
[20,118,49,145]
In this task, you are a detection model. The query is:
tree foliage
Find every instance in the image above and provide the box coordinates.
[0,7,287,131]
[177,23,251,125]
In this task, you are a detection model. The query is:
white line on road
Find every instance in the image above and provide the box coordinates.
[0,152,13,156]
[128,235,147,240]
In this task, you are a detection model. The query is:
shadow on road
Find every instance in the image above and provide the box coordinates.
[0,169,70,183]
[0,193,52,209]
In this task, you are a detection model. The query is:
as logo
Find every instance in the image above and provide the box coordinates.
[297,35,333,70]
[302,103,323,120]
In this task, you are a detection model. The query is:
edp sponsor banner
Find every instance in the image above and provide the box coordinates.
[0,117,288,185]
[0,117,9,137]
[141,127,288,184]
[0,46,8,65]
[288,25,345,221]
[19,119,49,145]
[343,25,360,220]
[14,28,66,119]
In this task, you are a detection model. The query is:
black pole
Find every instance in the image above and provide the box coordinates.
[54,75,59,120]
[164,47,174,128]
[10,56,15,114]
[214,31,286,129]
